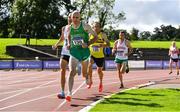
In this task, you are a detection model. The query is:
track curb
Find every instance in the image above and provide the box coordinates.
[79,81,155,112]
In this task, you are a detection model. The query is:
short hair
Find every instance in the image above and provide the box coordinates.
[68,13,72,17]
[120,31,125,34]
[72,10,80,16]
[93,22,101,27]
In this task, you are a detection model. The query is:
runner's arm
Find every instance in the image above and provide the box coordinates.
[168,47,171,56]
[112,40,118,55]
[126,40,133,56]
[83,22,98,46]
[67,26,71,50]
[99,33,110,48]
[53,26,65,49]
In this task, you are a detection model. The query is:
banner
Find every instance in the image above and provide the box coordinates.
[129,60,144,68]
[163,60,179,69]
[43,61,60,69]
[105,60,116,69]
[14,61,42,69]
[1,60,176,70]
[0,61,13,69]
[146,60,162,68]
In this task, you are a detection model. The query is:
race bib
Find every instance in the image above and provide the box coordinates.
[116,51,124,56]
[72,37,84,45]
[92,46,100,52]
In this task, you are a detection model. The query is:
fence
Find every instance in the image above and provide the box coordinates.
[0,58,176,70]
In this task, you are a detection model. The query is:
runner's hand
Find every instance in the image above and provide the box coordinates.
[82,43,88,48]
[52,45,57,50]
[99,44,105,48]
[112,49,116,55]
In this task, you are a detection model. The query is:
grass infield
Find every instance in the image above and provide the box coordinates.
[90,89,180,111]
[0,38,58,58]
[1,38,179,58]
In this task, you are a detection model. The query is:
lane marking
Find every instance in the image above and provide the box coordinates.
[0,79,57,102]
[5,74,53,85]
[53,81,86,111]
[0,93,57,111]
[0,71,54,81]
[0,75,172,111]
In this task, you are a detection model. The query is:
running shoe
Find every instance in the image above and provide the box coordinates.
[177,71,179,75]
[87,82,92,89]
[65,96,71,102]
[119,84,124,89]
[169,71,172,74]
[99,83,103,92]
[57,92,65,99]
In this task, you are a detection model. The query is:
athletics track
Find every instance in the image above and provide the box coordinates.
[0,69,179,112]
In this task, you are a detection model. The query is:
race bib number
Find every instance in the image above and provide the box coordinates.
[72,37,84,45]
[92,46,100,52]
[117,51,124,56]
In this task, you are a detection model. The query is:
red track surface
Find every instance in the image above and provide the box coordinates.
[0,69,178,112]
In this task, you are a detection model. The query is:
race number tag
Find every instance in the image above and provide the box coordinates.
[92,46,100,52]
[116,51,124,56]
[72,37,84,45]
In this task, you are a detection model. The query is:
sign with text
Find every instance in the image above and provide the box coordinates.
[43,61,60,69]
[129,60,144,68]
[14,61,42,69]
[146,60,162,68]
[105,60,116,69]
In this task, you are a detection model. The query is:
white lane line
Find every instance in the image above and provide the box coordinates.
[0,79,57,102]
[79,82,155,112]
[0,75,170,111]
[0,85,58,95]
[0,93,57,111]
[0,73,171,111]
[0,71,52,81]
[53,81,86,111]
[5,74,53,85]
[0,81,119,111]
[1,79,56,88]
[0,82,86,111]
[1,71,58,87]
[0,74,169,95]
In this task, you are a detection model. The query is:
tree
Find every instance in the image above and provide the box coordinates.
[152,25,177,41]
[130,27,139,40]
[72,0,125,28]
[139,31,152,40]
[0,0,14,38]
[11,0,67,38]
[95,0,125,28]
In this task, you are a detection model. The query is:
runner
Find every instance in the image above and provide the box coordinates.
[112,31,132,88]
[169,41,179,75]
[87,22,110,92]
[65,11,98,102]
[52,13,72,99]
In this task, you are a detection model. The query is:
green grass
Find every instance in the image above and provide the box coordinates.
[130,41,178,48]
[110,41,175,48]
[0,38,58,58]
[0,38,179,58]
[90,89,180,112]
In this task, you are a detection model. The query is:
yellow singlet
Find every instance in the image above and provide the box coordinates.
[89,32,107,58]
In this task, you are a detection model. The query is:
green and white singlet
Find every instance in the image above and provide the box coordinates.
[70,22,90,61]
